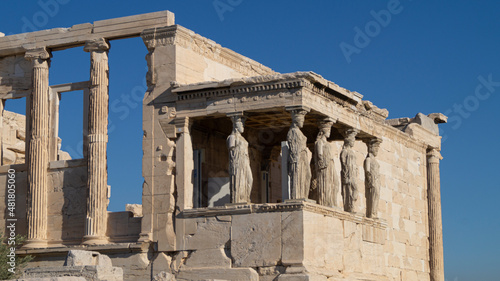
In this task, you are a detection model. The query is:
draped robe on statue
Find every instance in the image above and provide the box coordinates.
[287,127,312,199]
[315,138,337,207]
[227,133,253,203]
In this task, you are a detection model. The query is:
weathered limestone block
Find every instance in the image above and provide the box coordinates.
[153,271,176,281]
[362,225,386,245]
[303,212,343,271]
[176,268,258,281]
[184,217,231,250]
[276,273,327,281]
[65,250,98,266]
[12,277,86,280]
[151,252,172,278]
[125,204,143,217]
[107,252,149,281]
[281,211,304,265]
[24,250,123,281]
[182,248,231,269]
[0,54,32,94]
[342,221,362,273]
[360,241,385,275]
[257,266,286,281]
[231,212,281,267]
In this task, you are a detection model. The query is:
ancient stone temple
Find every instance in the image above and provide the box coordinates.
[0,11,447,281]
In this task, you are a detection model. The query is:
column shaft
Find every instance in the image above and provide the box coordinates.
[83,39,110,245]
[175,117,193,210]
[24,47,51,248]
[427,149,445,281]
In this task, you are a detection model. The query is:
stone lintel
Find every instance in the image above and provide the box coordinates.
[0,11,175,57]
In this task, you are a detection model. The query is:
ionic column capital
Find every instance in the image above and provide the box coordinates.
[25,47,51,68]
[25,47,51,60]
[84,38,110,52]
[427,148,443,163]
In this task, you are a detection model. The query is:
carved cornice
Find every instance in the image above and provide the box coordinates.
[174,72,362,108]
[141,25,276,77]
[177,79,305,101]
[181,201,388,229]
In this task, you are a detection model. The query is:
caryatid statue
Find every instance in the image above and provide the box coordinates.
[340,128,359,213]
[227,114,253,203]
[287,109,312,199]
[364,138,382,218]
[314,118,338,207]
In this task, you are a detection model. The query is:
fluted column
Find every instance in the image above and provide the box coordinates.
[24,47,51,249]
[427,148,445,281]
[83,38,110,245]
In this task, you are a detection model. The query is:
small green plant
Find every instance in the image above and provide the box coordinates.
[0,233,33,280]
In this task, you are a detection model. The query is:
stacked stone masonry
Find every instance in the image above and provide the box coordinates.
[0,11,446,281]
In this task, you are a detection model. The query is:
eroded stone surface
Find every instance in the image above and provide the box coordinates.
[23,250,123,281]
[231,212,281,267]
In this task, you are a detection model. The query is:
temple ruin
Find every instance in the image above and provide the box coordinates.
[0,10,447,281]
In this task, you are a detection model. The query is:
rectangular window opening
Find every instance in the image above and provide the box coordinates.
[56,90,84,161]
[106,37,146,211]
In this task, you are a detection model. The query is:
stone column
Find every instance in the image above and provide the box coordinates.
[83,38,110,245]
[175,117,194,210]
[427,148,445,281]
[24,47,51,248]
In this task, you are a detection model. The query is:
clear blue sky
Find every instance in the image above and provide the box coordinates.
[1,1,499,280]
